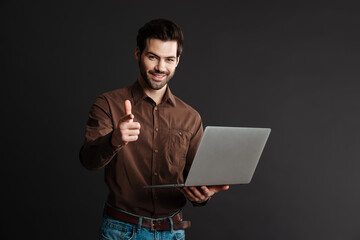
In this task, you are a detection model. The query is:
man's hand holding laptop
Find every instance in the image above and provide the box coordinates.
[177,185,229,204]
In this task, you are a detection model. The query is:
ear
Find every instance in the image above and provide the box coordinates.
[176,55,181,67]
[135,47,141,61]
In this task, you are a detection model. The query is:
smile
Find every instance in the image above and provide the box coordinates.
[151,73,167,80]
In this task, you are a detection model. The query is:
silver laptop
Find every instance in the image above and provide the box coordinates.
[144,126,271,188]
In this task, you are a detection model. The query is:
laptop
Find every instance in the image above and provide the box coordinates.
[144,126,271,188]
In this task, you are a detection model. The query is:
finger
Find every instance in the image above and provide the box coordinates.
[122,128,140,136]
[122,135,139,142]
[190,186,207,199]
[199,186,213,198]
[120,114,134,123]
[187,187,208,202]
[120,122,141,130]
[208,185,230,193]
[125,100,132,115]
[177,188,196,202]
[218,185,230,191]
[181,187,198,202]
[177,187,191,199]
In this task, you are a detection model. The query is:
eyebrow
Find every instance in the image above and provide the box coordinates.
[146,51,176,59]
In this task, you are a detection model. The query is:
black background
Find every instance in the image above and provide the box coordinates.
[2,0,360,239]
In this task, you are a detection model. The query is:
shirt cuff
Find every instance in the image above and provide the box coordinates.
[110,132,125,151]
[191,197,211,207]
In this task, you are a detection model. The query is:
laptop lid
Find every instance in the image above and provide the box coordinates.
[184,126,271,186]
[144,126,271,188]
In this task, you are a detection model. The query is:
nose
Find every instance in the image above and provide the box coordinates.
[155,59,166,72]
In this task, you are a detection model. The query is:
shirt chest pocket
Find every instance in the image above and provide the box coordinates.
[166,129,192,165]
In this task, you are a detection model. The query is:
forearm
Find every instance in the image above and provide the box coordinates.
[79,132,121,170]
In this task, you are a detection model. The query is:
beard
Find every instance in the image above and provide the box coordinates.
[139,60,175,90]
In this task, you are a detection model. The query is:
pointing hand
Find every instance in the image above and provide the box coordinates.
[111,100,141,147]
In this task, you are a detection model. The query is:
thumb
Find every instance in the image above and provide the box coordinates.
[209,185,229,193]
[125,100,132,115]
[124,100,133,122]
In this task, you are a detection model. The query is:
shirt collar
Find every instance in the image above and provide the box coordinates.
[131,80,176,107]
[131,80,148,106]
[163,85,176,107]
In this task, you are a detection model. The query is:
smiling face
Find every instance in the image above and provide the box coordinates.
[136,38,179,91]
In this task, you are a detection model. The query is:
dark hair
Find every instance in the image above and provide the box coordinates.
[136,19,184,57]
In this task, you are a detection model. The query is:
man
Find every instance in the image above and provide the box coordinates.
[80,18,229,240]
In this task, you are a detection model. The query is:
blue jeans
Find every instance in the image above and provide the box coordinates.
[98,208,185,240]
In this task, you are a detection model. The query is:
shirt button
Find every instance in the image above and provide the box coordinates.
[154,107,158,111]
[155,128,159,132]
[179,131,182,136]
[154,149,158,153]
[154,172,158,176]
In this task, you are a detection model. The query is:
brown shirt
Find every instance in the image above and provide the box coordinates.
[80,81,203,218]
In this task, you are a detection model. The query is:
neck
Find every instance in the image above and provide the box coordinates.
[138,77,167,105]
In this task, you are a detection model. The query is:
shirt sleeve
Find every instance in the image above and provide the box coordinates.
[79,95,122,170]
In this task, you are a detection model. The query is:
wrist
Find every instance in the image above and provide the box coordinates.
[111,131,125,149]
[192,197,211,206]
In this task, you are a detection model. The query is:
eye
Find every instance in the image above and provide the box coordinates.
[167,58,175,63]
[148,55,156,60]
